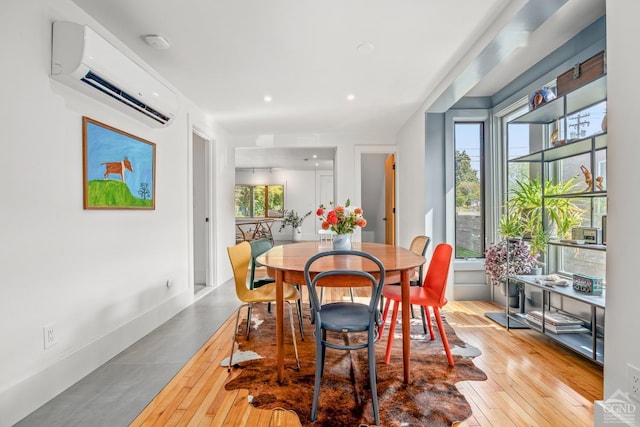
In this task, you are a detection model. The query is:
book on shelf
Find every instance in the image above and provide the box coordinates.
[524,312,588,334]
[526,310,583,326]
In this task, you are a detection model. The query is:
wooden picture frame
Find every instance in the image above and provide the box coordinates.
[83,117,156,209]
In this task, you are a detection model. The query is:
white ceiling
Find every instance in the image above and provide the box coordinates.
[71,0,605,167]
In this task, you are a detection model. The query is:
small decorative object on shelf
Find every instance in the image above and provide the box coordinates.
[556,50,606,96]
[571,227,602,245]
[529,88,556,110]
[579,165,604,192]
[572,273,604,295]
[316,199,367,250]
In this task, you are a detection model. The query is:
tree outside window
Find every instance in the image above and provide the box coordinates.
[234,185,284,218]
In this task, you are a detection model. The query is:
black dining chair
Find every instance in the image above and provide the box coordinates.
[304,250,385,425]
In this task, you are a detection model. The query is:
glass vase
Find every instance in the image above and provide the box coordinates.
[332,234,352,250]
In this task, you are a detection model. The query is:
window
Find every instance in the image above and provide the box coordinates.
[234,185,284,218]
[454,122,484,258]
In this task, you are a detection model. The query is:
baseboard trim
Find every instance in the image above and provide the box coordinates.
[1,290,193,427]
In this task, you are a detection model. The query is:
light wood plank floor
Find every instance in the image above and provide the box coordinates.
[131,289,603,426]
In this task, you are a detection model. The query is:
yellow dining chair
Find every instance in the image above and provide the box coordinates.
[226,241,301,372]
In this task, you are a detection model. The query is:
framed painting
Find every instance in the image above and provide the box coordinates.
[83,117,156,209]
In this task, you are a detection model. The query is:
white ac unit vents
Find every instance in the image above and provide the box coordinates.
[51,21,177,128]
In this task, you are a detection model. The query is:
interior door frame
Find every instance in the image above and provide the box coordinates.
[190,121,216,296]
[354,145,397,244]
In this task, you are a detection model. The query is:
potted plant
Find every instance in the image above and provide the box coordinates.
[279,209,312,241]
[499,176,584,264]
[485,239,538,308]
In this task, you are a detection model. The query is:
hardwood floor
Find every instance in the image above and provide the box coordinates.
[131,290,603,426]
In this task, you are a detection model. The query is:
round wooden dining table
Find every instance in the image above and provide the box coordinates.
[256,241,425,384]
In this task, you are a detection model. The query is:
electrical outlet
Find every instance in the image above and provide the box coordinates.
[627,363,640,402]
[43,323,57,350]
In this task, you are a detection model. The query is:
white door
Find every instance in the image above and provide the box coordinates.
[193,132,209,292]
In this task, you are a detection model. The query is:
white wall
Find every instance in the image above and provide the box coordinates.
[597,1,640,422]
[0,1,235,425]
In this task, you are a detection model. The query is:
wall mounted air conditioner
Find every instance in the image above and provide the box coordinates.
[51,21,177,127]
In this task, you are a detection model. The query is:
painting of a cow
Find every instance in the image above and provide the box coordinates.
[101,158,134,183]
[83,117,156,209]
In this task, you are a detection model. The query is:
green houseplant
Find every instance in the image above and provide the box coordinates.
[499,176,584,258]
[279,209,312,241]
[489,175,584,307]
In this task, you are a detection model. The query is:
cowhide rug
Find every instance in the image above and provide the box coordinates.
[224,304,486,426]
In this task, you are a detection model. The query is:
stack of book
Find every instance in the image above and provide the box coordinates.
[525,311,587,333]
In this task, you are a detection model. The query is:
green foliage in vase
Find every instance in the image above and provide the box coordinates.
[279,209,312,231]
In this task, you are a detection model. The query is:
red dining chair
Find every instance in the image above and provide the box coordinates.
[378,243,454,366]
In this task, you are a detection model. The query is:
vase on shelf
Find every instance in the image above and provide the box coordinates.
[332,234,352,250]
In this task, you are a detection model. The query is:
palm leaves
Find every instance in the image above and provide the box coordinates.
[500,176,584,255]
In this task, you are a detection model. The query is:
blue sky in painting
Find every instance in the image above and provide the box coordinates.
[85,121,154,200]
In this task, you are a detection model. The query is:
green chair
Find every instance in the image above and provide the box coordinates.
[249,238,304,339]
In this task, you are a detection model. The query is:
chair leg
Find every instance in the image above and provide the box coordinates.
[295,285,304,340]
[420,305,428,335]
[228,304,245,372]
[410,303,416,318]
[349,287,354,302]
[433,307,454,366]
[423,305,435,340]
[368,333,380,425]
[377,297,392,340]
[245,304,253,340]
[384,301,400,364]
[311,331,325,421]
[286,302,300,370]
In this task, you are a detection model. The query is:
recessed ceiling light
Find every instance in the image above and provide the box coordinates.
[143,34,171,50]
[313,154,317,159]
[356,43,375,54]
[264,95,272,103]
[347,94,355,101]
[315,163,319,167]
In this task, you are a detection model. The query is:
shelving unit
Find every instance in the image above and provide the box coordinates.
[502,75,607,365]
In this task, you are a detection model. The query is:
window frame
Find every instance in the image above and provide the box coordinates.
[444,109,490,260]
[453,121,486,259]
[234,184,284,218]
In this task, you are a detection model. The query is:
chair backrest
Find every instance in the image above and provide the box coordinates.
[304,250,385,319]
[249,238,273,285]
[250,238,273,264]
[422,243,453,305]
[227,241,253,301]
[409,235,431,284]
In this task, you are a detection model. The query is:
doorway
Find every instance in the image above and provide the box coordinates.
[356,146,396,245]
[192,130,212,295]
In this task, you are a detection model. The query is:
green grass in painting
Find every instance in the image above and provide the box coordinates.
[87,180,153,208]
